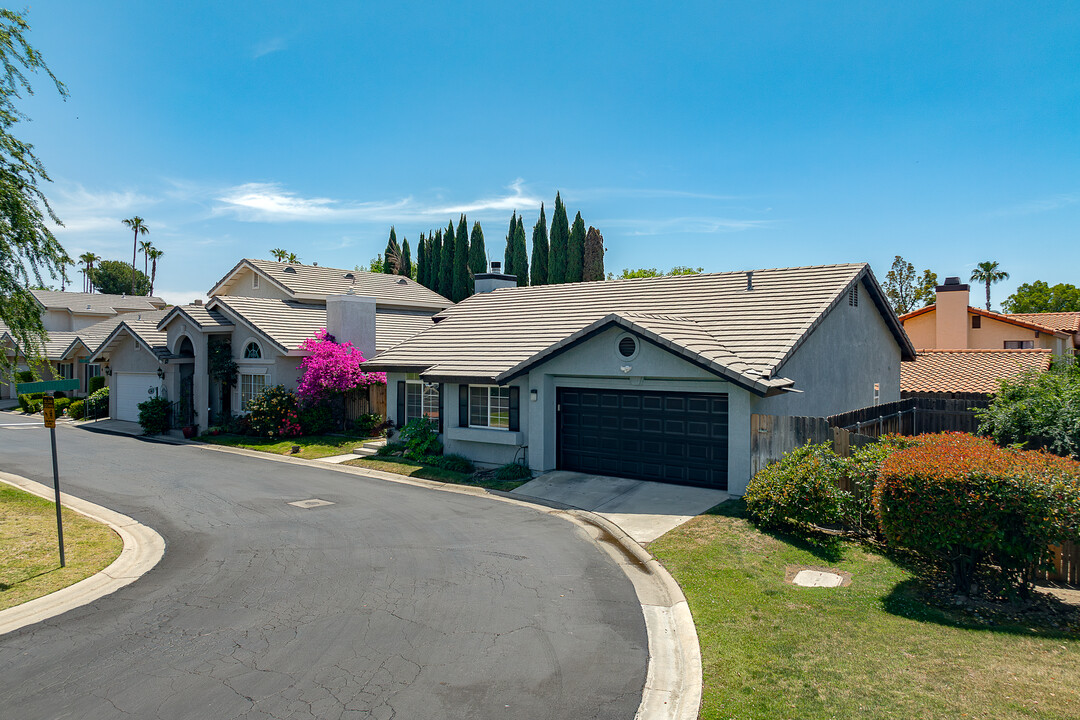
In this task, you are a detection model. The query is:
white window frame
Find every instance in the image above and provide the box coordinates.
[57,362,74,380]
[87,363,102,380]
[404,379,440,425]
[243,341,262,359]
[469,385,510,430]
[240,372,269,410]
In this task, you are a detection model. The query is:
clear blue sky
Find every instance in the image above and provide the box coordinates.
[17,2,1080,307]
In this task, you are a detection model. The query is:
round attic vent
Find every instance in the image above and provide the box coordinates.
[283,266,296,273]
[618,335,638,358]
[344,273,354,279]
[396,278,407,284]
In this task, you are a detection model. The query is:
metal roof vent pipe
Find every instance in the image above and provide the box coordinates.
[746,271,754,291]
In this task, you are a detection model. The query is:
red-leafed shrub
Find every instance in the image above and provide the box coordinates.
[875,433,1080,596]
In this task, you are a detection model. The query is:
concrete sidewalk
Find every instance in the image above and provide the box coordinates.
[512,471,729,543]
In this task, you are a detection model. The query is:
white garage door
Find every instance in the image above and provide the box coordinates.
[114,373,161,422]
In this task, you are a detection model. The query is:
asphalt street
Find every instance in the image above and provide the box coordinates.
[0,416,647,719]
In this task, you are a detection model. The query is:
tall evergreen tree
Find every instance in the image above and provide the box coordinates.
[452,219,471,301]
[567,211,586,282]
[548,192,569,284]
[416,233,427,287]
[583,226,605,281]
[503,211,517,277]
[400,237,413,279]
[440,221,455,299]
[469,221,487,289]
[512,216,529,287]
[530,203,549,286]
[383,227,401,274]
[430,230,443,292]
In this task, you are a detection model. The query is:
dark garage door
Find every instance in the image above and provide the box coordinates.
[557,388,728,489]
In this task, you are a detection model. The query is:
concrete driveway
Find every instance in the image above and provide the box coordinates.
[0,420,647,719]
[512,471,730,543]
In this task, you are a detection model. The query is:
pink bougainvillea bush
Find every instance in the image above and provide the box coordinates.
[296,329,387,403]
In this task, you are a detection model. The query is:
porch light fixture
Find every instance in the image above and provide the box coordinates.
[530,389,538,402]
[104,365,112,376]
[157,367,165,379]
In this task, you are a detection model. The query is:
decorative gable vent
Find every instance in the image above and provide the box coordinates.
[848,284,859,307]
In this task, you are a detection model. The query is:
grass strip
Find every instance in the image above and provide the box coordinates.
[343,456,529,492]
[199,432,374,460]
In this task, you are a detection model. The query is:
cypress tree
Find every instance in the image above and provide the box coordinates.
[567,211,586,282]
[469,221,487,290]
[548,192,569,284]
[452,218,471,302]
[383,227,400,274]
[583,226,605,281]
[430,230,443,291]
[440,221,455,299]
[503,211,517,277]
[530,203,549,286]
[513,215,529,287]
[400,237,412,279]
[416,233,427,286]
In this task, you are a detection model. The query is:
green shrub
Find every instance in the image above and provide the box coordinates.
[224,414,251,435]
[137,396,171,435]
[352,413,384,436]
[836,436,918,532]
[299,403,334,436]
[876,433,1080,596]
[85,386,109,420]
[977,362,1080,458]
[246,385,301,438]
[399,418,442,460]
[15,370,34,383]
[68,399,85,420]
[495,462,532,481]
[744,443,849,530]
[17,394,33,412]
[433,454,475,473]
[88,375,106,394]
[375,440,407,456]
[53,397,71,414]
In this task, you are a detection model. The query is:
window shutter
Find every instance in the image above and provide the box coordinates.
[437,383,444,434]
[508,386,520,432]
[459,384,469,427]
[396,381,406,427]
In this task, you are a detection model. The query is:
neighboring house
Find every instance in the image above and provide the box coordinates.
[366,263,915,494]
[30,289,166,332]
[897,276,1076,397]
[89,260,450,425]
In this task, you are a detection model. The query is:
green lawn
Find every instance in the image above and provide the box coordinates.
[0,483,123,611]
[649,500,1079,720]
[342,456,530,492]
[199,432,374,459]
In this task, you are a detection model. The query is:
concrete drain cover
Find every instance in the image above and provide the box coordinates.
[288,498,334,509]
[792,570,844,588]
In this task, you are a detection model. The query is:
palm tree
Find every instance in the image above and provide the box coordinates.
[147,247,164,296]
[122,217,150,294]
[140,239,153,275]
[78,251,96,292]
[287,252,299,264]
[970,261,1009,311]
[270,248,287,261]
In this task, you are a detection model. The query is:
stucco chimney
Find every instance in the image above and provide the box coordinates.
[326,294,377,361]
[935,276,970,349]
[474,262,517,294]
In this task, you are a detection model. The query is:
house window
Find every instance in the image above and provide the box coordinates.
[469,385,510,429]
[1004,340,1034,349]
[244,342,262,359]
[972,315,981,329]
[57,362,74,380]
[87,363,102,380]
[240,373,268,409]
[405,380,440,424]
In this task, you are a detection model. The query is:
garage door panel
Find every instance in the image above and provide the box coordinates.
[115,373,160,423]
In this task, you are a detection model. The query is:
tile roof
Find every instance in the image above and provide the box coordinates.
[367,263,914,391]
[156,304,234,332]
[207,296,434,355]
[900,304,1067,336]
[900,349,1052,394]
[1006,312,1080,335]
[86,309,173,362]
[209,259,451,309]
[31,289,166,314]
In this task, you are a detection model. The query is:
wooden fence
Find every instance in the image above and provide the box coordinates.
[344,383,387,420]
[750,413,875,476]
[1037,542,1080,586]
[826,395,992,438]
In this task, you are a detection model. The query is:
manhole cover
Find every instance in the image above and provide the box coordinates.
[792,570,844,588]
[288,498,334,509]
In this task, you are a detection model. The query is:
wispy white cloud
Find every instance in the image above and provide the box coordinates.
[600,216,778,235]
[427,179,542,215]
[252,37,287,59]
[993,192,1080,217]
[213,182,411,223]
[47,182,161,237]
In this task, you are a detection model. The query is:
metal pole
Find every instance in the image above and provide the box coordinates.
[49,397,65,567]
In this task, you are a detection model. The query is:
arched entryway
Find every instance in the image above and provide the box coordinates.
[176,336,195,427]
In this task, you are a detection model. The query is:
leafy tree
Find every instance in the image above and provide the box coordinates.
[883,255,938,315]
[121,216,149,294]
[468,221,487,289]
[270,248,287,261]
[400,237,412,279]
[566,211,586,282]
[383,227,401,274]
[430,229,443,292]
[367,254,384,273]
[977,362,1080,459]
[548,192,569,284]
[970,260,1009,312]
[583,226,605,281]
[89,259,150,295]
[530,203,548,286]
[1002,281,1080,314]
[452,217,471,301]
[512,215,529,287]
[503,211,517,277]
[439,222,455,299]
[0,10,71,370]
[611,266,703,279]
[147,247,163,296]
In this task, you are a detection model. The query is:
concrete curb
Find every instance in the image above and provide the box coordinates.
[0,471,166,637]
[181,441,703,720]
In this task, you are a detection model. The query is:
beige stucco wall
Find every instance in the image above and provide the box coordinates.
[902,311,936,349]
[221,267,292,300]
[902,308,1057,350]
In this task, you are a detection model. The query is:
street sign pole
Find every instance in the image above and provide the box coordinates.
[42,394,65,567]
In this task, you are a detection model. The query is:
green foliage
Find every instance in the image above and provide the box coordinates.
[207,337,238,387]
[88,374,106,394]
[1002,280,1080,313]
[137,396,170,435]
[583,226,605,282]
[18,393,41,413]
[0,10,71,371]
[977,362,1080,458]
[415,233,427,286]
[375,440,407,456]
[352,413,383,436]
[246,385,301,438]
[530,204,548,286]
[400,237,412,279]
[429,230,442,292]
[383,227,400,274]
[439,221,455,299]
[839,436,918,531]
[503,211,517,279]
[367,254,384,273]
[16,370,35,383]
[611,266,704,280]
[298,402,334,435]
[744,443,849,530]
[452,215,471,302]
[566,211,586,283]
[420,453,475,473]
[88,259,150,296]
[68,399,84,420]
[85,386,108,419]
[399,418,442,459]
[512,216,528,286]
[495,462,532,481]
[53,396,70,413]
[970,260,1009,312]
[882,255,937,315]
[548,192,569,284]
[468,221,487,291]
